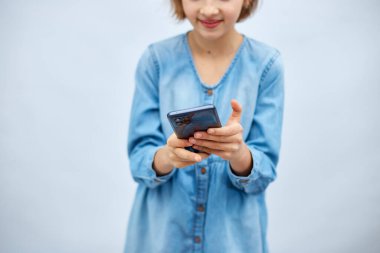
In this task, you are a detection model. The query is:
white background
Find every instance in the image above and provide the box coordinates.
[1,0,379,252]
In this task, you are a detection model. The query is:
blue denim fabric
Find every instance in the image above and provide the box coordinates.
[125,32,284,253]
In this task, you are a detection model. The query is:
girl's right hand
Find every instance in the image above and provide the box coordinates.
[153,133,210,175]
[166,133,210,168]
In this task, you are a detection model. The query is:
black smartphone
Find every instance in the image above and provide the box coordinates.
[167,104,222,153]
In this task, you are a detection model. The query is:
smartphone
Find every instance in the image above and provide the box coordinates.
[167,104,222,153]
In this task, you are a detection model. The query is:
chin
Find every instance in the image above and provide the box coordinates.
[196,28,226,41]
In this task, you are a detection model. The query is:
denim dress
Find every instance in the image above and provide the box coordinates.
[125,32,284,253]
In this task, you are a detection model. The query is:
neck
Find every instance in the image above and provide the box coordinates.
[188,29,243,57]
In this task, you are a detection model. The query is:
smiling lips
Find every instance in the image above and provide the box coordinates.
[199,19,222,29]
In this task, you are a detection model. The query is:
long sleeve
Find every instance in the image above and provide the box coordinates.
[227,51,285,194]
[127,46,176,189]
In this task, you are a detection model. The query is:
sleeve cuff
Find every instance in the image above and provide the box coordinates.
[145,146,176,187]
[227,146,262,190]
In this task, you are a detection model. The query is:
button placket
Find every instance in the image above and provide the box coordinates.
[204,88,214,105]
[193,164,209,252]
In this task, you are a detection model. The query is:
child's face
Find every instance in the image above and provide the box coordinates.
[182,0,247,40]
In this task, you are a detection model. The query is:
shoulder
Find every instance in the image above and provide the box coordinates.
[244,36,281,61]
[136,33,186,71]
[138,33,188,73]
[147,33,187,60]
[243,35,284,79]
[149,33,186,50]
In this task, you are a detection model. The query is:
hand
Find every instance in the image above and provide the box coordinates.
[166,133,210,168]
[188,99,252,175]
[153,133,210,175]
[189,99,245,161]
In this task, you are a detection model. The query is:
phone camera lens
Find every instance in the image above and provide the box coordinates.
[183,117,190,124]
[175,116,191,126]
[175,117,183,126]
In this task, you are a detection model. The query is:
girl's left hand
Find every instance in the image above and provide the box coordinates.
[188,99,247,163]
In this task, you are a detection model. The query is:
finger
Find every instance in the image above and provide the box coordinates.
[207,123,243,136]
[173,148,202,162]
[175,160,198,168]
[191,139,240,152]
[192,145,226,157]
[193,131,241,143]
[226,99,242,125]
[172,152,210,168]
[168,134,192,148]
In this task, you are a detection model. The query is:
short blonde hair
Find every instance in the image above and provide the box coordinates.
[170,0,259,22]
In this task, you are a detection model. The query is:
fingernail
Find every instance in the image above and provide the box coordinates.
[208,129,214,134]
[194,133,201,138]
[195,156,201,162]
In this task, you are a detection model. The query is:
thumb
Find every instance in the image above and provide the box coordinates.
[227,99,242,125]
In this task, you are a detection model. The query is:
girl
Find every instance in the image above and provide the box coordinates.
[125,0,284,252]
